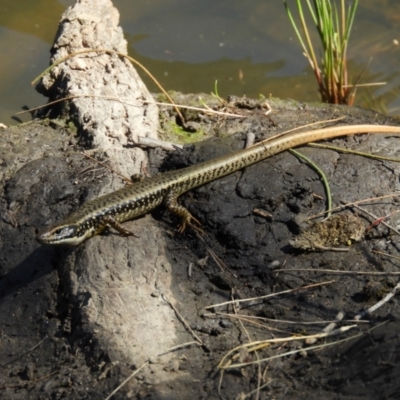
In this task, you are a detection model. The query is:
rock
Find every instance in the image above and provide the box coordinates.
[33,0,179,378]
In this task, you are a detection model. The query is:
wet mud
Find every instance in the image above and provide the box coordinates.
[1,101,400,399]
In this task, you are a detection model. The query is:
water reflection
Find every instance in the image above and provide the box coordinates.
[0,0,399,125]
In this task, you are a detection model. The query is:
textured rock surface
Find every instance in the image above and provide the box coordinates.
[37,0,158,177]
[35,0,181,375]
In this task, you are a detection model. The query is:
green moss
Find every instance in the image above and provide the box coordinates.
[161,121,206,144]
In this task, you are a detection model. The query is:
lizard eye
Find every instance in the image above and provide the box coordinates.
[53,226,77,238]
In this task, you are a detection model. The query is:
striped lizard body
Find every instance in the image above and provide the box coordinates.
[36,124,400,245]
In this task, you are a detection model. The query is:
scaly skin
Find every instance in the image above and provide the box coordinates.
[36,124,400,245]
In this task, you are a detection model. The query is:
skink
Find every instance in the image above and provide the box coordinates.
[36,124,400,245]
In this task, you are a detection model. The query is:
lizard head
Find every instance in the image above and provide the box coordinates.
[36,223,85,246]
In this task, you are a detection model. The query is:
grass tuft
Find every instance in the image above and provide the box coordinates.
[283,0,359,105]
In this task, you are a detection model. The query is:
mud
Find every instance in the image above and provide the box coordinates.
[1,102,400,399]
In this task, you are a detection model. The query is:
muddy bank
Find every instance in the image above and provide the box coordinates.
[2,103,400,399]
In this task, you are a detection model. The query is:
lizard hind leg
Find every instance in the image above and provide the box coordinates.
[164,189,204,234]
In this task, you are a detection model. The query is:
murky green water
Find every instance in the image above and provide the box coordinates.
[0,0,399,125]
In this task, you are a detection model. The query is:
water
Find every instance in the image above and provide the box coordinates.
[0,0,399,125]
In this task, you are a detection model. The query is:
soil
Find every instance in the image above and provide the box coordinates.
[1,100,400,399]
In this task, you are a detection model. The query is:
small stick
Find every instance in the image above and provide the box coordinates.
[308,142,400,163]
[245,131,256,148]
[0,335,48,368]
[103,360,149,400]
[218,324,359,370]
[188,262,194,278]
[31,48,187,123]
[104,340,199,399]
[313,244,350,252]
[305,311,345,344]
[206,311,368,325]
[308,193,400,220]
[0,370,59,390]
[253,208,273,220]
[220,326,358,370]
[162,293,204,345]
[16,94,245,119]
[137,136,183,151]
[205,280,334,310]
[156,341,199,357]
[354,282,400,321]
[372,250,400,261]
[80,151,131,183]
[275,268,400,276]
[345,201,400,236]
